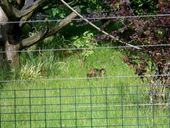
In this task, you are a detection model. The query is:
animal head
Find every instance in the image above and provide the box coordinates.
[87,68,106,78]
[99,68,106,76]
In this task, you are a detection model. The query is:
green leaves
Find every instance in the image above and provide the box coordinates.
[72,31,96,48]
[51,8,66,18]
[72,31,98,59]
[131,0,159,14]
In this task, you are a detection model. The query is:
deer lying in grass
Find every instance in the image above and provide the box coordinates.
[87,68,106,80]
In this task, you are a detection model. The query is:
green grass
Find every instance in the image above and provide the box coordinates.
[0,49,169,128]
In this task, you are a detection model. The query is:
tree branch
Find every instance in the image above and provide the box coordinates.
[19,12,77,49]
[60,0,140,50]
[44,12,78,38]
[18,29,48,49]
[13,0,47,18]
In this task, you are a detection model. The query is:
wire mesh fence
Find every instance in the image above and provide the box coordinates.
[0,78,170,128]
[0,46,170,127]
[1,3,170,127]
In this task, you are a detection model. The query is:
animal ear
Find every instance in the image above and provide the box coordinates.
[101,68,105,71]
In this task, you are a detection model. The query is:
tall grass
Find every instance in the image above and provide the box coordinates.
[0,48,169,128]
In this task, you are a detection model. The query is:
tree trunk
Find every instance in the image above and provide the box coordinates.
[1,25,20,68]
[0,6,20,68]
[0,6,78,68]
[0,47,4,67]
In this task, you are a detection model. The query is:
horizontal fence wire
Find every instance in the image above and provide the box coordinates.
[0,74,170,83]
[1,44,170,53]
[0,13,170,24]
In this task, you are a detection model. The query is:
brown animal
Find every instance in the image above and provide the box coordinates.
[87,68,106,79]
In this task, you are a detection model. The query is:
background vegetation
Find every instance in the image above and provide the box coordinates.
[1,48,169,128]
[1,0,170,127]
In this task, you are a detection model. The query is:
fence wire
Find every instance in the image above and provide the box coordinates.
[1,13,170,24]
[1,44,170,54]
[0,80,170,128]
[1,13,170,127]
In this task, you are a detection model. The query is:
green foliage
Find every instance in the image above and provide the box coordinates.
[131,0,159,14]
[72,31,98,60]
[44,0,106,20]
[37,34,67,49]
[71,0,105,12]
[17,48,61,80]
[19,63,42,80]
[72,31,96,48]
[51,8,65,18]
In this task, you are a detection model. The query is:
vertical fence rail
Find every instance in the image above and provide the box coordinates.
[59,88,62,128]
[89,86,93,128]
[105,87,108,128]
[152,92,155,127]
[0,89,1,128]
[74,87,77,128]
[121,85,124,128]
[14,90,16,128]
[29,89,32,128]
[44,89,47,128]
[136,84,140,128]
[168,89,170,128]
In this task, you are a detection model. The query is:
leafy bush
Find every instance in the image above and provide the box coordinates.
[72,31,98,61]
[131,0,159,14]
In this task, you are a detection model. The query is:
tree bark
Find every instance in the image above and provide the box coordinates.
[19,12,78,49]
[0,47,4,67]
[0,26,4,68]
[2,24,20,67]
[0,3,78,67]
[0,7,20,68]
